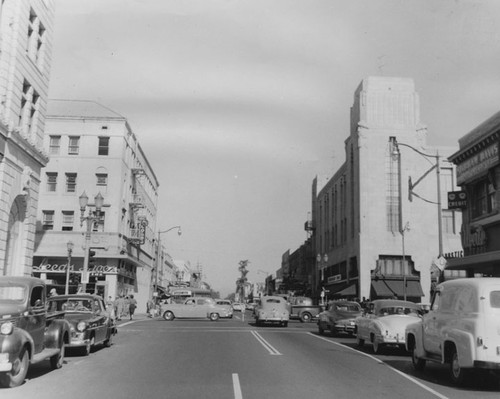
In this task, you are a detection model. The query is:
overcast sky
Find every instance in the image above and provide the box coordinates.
[49,0,500,297]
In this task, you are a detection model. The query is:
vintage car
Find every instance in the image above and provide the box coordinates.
[162,297,231,321]
[47,294,116,356]
[318,300,363,336]
[231,302,245,312]
[215,300,234,318]
[406,278,500,385]
[288,296,324,323]
[355,299,420,354]
[0,277,70,388]
[254,296,290,327]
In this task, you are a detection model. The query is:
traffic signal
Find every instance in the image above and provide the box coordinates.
[88,249,96,268]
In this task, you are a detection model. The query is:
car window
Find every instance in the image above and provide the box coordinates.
[455,286,476,313]
[186,299,195,305]
[30,286,44,307]
[490,291,500,308]
[197,299,206,305]
[265,299,281,304]
[440,286,460,312]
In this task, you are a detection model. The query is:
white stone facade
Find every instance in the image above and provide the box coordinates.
[0,0,54,276]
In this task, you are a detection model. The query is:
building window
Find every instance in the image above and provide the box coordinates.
[471,178,496,219]
[49,135,61,154]
[68,136,80,155]
[46,172,57,192]
[386,143,400,233]
[42,211,54,230]
[93,211,105,232]
[19,80,39,135]
[27,8,46,66]
[98,137,110,155]
[442,210,455,234]
[65,173,77,193]
[96,173,108,192]
[62,211,74,231]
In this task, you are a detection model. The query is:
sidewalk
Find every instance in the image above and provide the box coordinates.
[115,312,152,326]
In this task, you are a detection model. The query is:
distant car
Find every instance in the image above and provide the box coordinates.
[215,300,234,318]
[318,300,362,336]
[232,302,245,312]
[162,297,231,321]
[355,299,420,354]
[47,294,116,356]
[254,296,290,327]
[245,302,258,311]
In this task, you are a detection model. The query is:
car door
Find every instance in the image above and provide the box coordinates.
[93,299,107,343]
[193,298,209,318]
[26,285,46,354]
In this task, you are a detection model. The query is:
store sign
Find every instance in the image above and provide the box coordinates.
[33,260,117,274]
[448,191,467,210]
[456,142,499,185]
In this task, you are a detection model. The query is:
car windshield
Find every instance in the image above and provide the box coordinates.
[0,285,26,302]
[48,298,93,312]
[377,306,419,317]
[265,299,282,304]
[490,291,500,308]
[334,304,360,312]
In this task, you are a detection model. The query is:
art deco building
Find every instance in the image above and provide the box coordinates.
[311,77,463,304]
[0,0,55,275]
[33,100,158,311]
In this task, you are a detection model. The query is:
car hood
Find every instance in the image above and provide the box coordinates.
[63,313,95,326]
[374,315,419,332]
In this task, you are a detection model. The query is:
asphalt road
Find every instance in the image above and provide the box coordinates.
[1,311,500,399]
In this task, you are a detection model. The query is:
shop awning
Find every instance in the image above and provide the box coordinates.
[332,284,357,297]
[371,280,424,298]
[446,250,500,272]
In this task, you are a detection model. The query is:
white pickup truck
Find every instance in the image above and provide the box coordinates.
[405,278,500,385]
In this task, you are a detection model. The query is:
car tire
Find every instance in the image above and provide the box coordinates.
[300,312,312,323]
[163,311,175,321]
[356,336,365,347]
[104,331,113,348]
[0,348,29,388]
[450,348,469,385]
[373,339,384,354]
[210,313,219,321]
[411,348,426,371]
[282,321,288,327]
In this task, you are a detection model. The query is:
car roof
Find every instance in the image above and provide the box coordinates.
[47,294,103,301]
[372,299,418,309]
[0,276,45,288]
[438,277,500,290]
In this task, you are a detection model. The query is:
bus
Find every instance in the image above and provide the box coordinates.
[169,287,213,303]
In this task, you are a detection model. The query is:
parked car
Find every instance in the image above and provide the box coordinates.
[0,277,70,388]
[318,300,363,336]
[406,278,500,385]
[47,294,117,356]
[355,299,420,354]
[254,296,290,327]
[162,297,230,321]
[288,296,324,323]
[215,300,234,318]
[232,302,245,312]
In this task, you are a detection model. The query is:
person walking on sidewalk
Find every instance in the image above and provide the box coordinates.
[129,295,137,320]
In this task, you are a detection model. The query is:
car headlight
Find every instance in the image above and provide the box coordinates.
[76,321,87,332]
[0,322,13,335]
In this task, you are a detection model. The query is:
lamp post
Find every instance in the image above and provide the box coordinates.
[79,191,104,293]
[65,241,74,295]
[391,137,444,289]
[155,226,182,297]
[316,253,328,305]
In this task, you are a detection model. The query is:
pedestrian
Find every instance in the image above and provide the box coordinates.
[115,295,124,321]
[49,288,58,297]
[106,296,116,320]
[123,295,130,319]
[147,298,154,317]
[129,294,137,320]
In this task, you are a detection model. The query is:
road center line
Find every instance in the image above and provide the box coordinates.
[232,373,243,399]
[307,333,450,399]
[251,331,282,355]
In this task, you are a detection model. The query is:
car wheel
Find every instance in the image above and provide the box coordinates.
[356,336,365,347]
[104,331,113,348]
[300,312,312,323]
[163,311,175,321]
[411,348,426,371]
[0,348,29,388]
[50,339,65,369]
[282,321,288,327]
[210,313,219,321]
[450,348,469,385]
[373,339,384,354]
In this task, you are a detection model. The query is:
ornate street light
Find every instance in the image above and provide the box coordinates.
[65,241,74,295]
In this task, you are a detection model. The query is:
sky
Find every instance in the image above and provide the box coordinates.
[49,0,500,297]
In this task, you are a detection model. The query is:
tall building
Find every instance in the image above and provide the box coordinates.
[0,0,55,275]
[311,77,462,303]
[33,100,158,311]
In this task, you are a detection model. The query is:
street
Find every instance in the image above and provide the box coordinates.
[1,311,499,399]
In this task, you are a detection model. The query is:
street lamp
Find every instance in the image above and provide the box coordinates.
[65,241,74,295]
[390,137,444,290]
[155,226,182,297]
[79,191,105,293]
[317,253,328,305]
